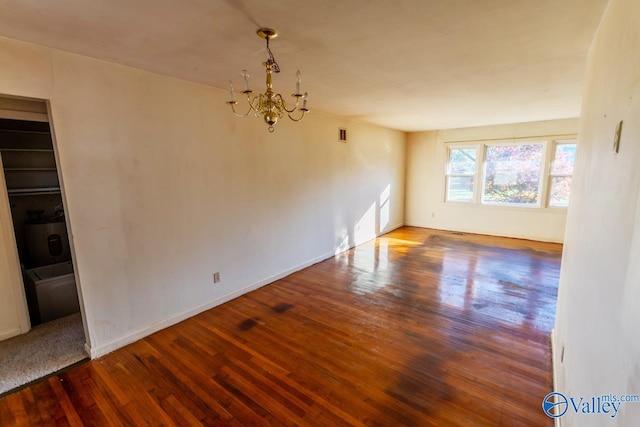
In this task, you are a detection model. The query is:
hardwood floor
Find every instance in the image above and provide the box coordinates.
[0,227,561,426]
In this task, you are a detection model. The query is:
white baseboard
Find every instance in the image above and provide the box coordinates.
[403,222,564,243]
[0,327,22,342]
[85,224,407,359]
[384,222,405,234]
[86,248,339,359]
[334,222,405,255]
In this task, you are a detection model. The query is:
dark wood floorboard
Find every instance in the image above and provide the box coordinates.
[0,227,560,426]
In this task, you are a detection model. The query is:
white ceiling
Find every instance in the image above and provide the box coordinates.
[0,0,609,131]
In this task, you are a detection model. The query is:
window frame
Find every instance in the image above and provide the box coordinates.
[445,144,480,204]
[481,140,547,208]
[547,139,577,208]
[443,135,577,210]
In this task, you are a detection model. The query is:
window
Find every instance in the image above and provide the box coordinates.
[483,143,544,206]
[446,147,477,202]
[548,141,577,207]
[445,137,577,209]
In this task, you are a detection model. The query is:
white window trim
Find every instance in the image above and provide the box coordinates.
[547,139,577,208]
[481,140,546,208]
[444,135,577,210]
[445,144,480,204]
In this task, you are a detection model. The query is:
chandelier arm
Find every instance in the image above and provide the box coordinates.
[254,94,270,117]
[271,95,286,117]
[287,110,308,122]
[274,94,300,114]
[250,95,262,113]
[227,101,252,118]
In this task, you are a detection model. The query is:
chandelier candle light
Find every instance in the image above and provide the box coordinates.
[226,28,309,132]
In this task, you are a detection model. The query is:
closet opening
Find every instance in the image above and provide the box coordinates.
[0,117,79,326]
[0,96,87,395]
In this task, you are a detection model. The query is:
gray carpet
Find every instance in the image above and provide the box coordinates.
[0,313,87,395]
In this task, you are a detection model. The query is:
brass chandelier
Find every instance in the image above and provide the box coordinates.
[226,28,309,132]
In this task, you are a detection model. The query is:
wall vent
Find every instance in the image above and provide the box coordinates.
[339,128,347,142]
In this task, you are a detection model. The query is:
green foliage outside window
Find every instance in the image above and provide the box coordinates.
[483,144,543,205]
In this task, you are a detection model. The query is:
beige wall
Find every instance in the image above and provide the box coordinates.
[0,36,406,355]
[405,119,579,242]
[554,0,640,424]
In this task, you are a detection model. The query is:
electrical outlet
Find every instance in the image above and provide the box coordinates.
[213,272,221,283]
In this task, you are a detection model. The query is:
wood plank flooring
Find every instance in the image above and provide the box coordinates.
[0,227,561,426]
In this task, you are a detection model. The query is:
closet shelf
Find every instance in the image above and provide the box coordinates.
[0,129,50,135]
[0,147,54,152]
[4,168,57,171]
[7,187,61,196]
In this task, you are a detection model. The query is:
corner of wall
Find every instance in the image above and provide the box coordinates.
[550,328,565,427]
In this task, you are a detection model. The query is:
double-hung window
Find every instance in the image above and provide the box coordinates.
[445,137,577,209]
[548,140,577,207]
[482,142,544,206]
[445,146,477,202]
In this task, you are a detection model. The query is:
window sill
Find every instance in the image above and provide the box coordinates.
[444,201,568,213]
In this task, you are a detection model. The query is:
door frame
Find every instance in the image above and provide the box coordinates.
[0,156,31,336]
[0,94,90,352]
[0,95,50,337]
[46,100,91,352]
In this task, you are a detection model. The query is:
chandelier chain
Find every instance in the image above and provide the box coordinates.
[265,37,280,74]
